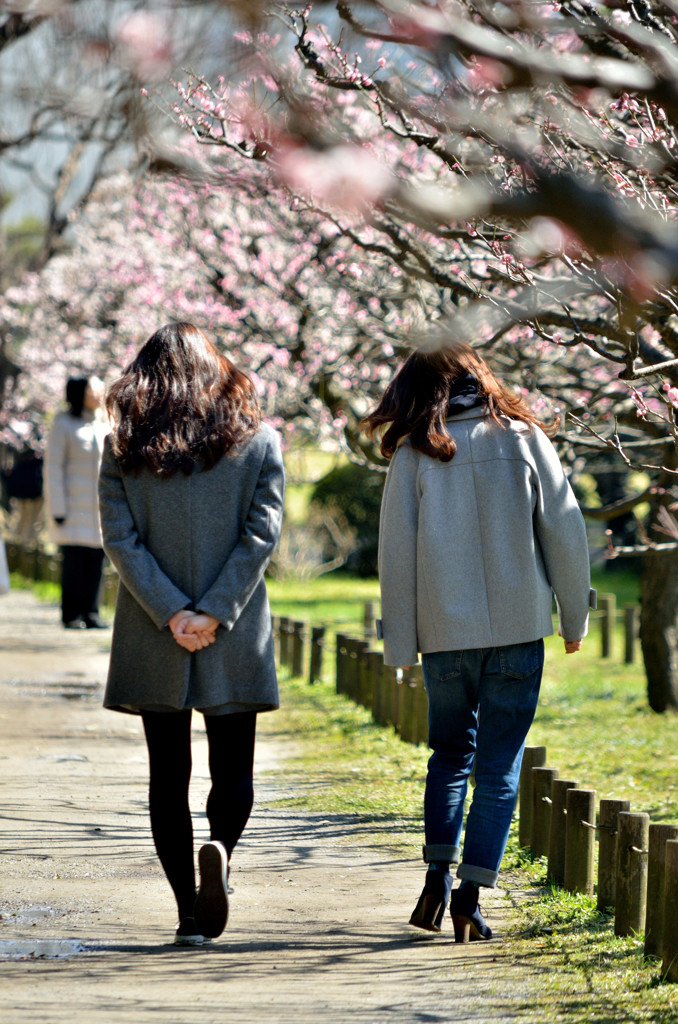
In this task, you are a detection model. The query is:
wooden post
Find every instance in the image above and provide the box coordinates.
[309,626,325,684]
[624,605,637,665]
[531,767,558,859]
[348,639,368,702]
[662,840,678,983]
[279,616,290,669]
[599,593,616,659]
[363,600,377,640]
[360,649,380,709]
[547,779,578,885]
[614,811,649,937]
[371,654,386,725]
[645,823,678,957]
[335,633,348,695]
[597,798,631,912]
[291,620,305,677]
[518,746,547,848]
[564,789,597,895]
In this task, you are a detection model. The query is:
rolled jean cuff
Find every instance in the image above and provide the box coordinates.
[423,844,460,865]
[457,863,498,888]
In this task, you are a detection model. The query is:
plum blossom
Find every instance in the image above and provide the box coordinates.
[276,144,394,214]
[114,11,174,81]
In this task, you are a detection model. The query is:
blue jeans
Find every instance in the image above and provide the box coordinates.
[421,640,544,888]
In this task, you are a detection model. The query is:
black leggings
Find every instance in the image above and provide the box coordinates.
[141,709,257,920]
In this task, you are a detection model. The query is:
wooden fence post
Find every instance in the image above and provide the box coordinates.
[564,789,597,895]
[645,823,678,957]
[348,639,368,703]
[597,798,630,912]
[547,779,578,885]
[624,605,637,665]
[279,616,290,669]
[662,840,678,983]
[291,620,305,677]
[519,746,547,848]
[335,633,348,695]
[359,649,380,709]
[309,625,325,684]
[531,767,558,859]
[599,593,616,659]
[371,654,386,726]
[614,811,649,937]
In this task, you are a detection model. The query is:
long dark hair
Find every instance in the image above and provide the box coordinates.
[362,341,557,462]
[106,322,261,477]
[66,378,89,418]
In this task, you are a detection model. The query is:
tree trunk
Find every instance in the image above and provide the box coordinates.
[640,548,678,713]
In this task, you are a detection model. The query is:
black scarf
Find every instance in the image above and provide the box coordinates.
[448,373,484,415]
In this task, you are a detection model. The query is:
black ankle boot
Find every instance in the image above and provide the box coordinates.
[409,870,453,932]
[449,885,492,942]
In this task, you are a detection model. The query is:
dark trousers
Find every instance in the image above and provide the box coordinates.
[60,545,105,625]
[141,709,257,920]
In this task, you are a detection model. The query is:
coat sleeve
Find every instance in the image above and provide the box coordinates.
[378,444,420,667]
[530,429,592,642]
[45,415,69,520]
[195,430,285,630]
[98,439,192,630]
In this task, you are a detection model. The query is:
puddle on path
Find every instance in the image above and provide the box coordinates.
[0,939,87,960]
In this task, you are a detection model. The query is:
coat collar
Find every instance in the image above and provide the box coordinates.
[446,406,487,423]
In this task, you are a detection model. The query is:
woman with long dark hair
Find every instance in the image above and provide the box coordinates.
[363,341,592,942]
[45,375,109,628]
[99,322,284,946]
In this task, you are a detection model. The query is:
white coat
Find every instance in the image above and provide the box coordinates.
[45,410,110,548]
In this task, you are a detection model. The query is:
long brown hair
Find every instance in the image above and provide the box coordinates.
[106,322,261,476]
[362,341,557,462]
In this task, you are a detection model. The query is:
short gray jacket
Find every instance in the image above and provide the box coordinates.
[378,408,591,667]
[99,423,284,714]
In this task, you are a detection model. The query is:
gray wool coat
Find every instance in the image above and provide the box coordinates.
[99,423,285,715]
[378,407,592,667]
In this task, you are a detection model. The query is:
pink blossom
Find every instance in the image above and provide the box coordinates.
[114,12,173,80]
[667,388,678,408]
[276,144,393,213]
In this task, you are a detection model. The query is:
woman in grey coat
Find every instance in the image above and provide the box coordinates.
[363,341,592,943]
[99,322,284,946]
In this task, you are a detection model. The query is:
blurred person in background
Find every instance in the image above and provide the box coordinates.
[45,376,109,629]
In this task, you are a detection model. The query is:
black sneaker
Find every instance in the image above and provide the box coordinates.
[174,917,204,946]
[194,841,229,938]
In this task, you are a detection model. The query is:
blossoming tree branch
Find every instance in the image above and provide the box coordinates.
[5,0,678,706]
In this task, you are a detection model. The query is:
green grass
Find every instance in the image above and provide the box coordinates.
[260,568,678,1021]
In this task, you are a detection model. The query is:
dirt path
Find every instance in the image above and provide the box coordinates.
[0,589,551,1024]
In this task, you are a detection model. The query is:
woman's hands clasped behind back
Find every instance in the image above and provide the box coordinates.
[168,610,219,652]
